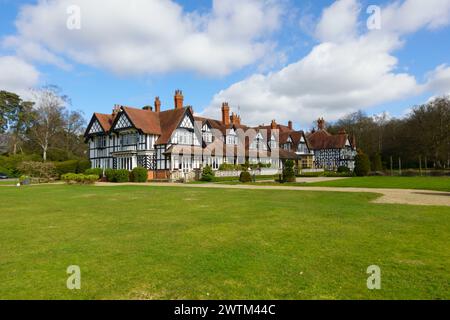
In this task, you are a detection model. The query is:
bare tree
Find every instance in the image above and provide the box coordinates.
[28,87,66,161]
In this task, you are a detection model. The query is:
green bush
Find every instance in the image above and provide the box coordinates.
[62,173,99,184]
[130,166,148,182]
[239,171,252,183]
[0,154,40,177]
[54,160,79,177]
[337,166,350,173]
[354,152,371,177]
[105,169,115,182]
[77,160,91,173]
[106,169,130,183]
[18,161,57,182]
[85,168,104,177]
[218,163,237,171]
[201,165,215,182]
[282,160,296,182]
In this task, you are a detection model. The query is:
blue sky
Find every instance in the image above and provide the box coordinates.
[1,0,450,129]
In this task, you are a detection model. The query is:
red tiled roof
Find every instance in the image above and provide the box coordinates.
[307,129,350,149]
[155,107,189,145]
[122,107,161,135]
[94,113,115,131]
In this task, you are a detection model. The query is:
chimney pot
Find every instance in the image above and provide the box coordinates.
[174,90,184,109]
[288,121,293,130]
[317,117,325,130]
[154,96,161,112]
[221,102,230,126]
[271,119,277,129]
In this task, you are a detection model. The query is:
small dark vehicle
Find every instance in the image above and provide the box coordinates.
[0,173,9,179]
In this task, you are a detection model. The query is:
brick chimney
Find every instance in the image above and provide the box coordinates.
[113,104,121,115]
[221,102,230,126]
[288,121,293,130]
[174,90,184,109]
[317,117,325,130]
[230,112,241,125]
[271,119,277,129]
[154,96,161,113]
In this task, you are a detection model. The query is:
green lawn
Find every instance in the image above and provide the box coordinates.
[0,185,449,300]
[0,179,17,185]
[306,176,450,192]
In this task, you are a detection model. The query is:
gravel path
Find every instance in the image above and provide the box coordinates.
[95,182,450,207]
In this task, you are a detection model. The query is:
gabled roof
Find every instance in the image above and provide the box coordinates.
[155,107,191,145]
[121,107,161,135]
[95,113,115,132]
[307,129,351,150]
[84,112,115,138]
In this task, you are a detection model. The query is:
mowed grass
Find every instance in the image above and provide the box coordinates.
[0,185,449,300]
[307,176,450,192]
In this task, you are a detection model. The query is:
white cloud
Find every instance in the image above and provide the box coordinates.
[0,55,39,98]
[315,0,360,42]
[425,64,450,95]
[4,0,282,76]
[203,0,450,127]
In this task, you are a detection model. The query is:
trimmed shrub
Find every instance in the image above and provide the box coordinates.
[239,171,252,183]
[354,152,371,177]
[114,169,130,183]
[85,168,103,177]
[105,169,116,182]
[77,160,91,173]
[130,166,148,182]
[201,165,215,182]
[62,173,99,184]
[54,160,79,177]
[337,166,351,173]
[282,160,296,182]
[218,163,236,171]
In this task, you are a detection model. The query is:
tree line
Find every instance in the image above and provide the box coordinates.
[325,97,450,170]
[0,86,86,162]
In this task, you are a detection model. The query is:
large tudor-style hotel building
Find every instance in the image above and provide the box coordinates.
[85,90,356,179]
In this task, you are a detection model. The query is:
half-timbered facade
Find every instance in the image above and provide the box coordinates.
[307,118,357,170]
[85,91,355,179]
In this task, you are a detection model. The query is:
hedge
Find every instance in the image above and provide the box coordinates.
[105,169,130,183]
[61,173,99,184]
[54,160,92,177]
[130,167,148,183]
[85,168,103,177]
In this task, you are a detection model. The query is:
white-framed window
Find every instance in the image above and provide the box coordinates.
[298,143,308,154]
[95,135,107,148]
[120,133,137,145]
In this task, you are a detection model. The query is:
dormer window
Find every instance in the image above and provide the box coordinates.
[202,124,213,144]
[269,135,277,149]
[226,128,239,145]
